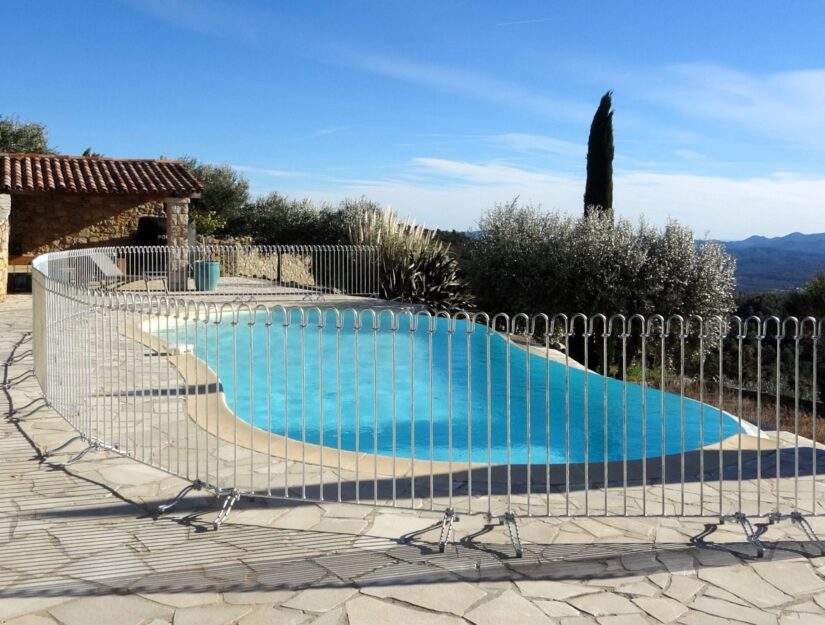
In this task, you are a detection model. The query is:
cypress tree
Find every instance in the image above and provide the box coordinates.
[584,90,614,219]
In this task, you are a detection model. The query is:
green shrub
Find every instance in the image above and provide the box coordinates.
[786,272,825,318]
[0,114,54,153]
[178,157,250,236]
[228,194,379,245]
[465,199,735,318]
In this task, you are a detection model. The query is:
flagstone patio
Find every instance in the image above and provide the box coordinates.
[3,293,825,625]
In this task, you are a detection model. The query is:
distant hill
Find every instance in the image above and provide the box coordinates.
[714,232,825,294]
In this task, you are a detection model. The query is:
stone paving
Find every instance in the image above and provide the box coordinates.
[5,293,825,624]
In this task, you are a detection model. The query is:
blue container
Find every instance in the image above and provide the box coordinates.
[193,260,220,291]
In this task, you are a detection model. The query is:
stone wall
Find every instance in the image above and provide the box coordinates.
[9,194,166,257]
[164,199,189,291]
[0,193,10,301]
[232,248,316,287]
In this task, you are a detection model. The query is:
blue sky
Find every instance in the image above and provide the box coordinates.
[3,1,824,239]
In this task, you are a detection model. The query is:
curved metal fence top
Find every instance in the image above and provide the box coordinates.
[32,244,380,299]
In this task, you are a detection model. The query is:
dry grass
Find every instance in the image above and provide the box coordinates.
[652,377,825,445]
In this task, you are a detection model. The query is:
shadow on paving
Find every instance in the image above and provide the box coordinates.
[5,330,825,604]
[0,517,822,600]
[239,447,825,502]
[29,447,825,513]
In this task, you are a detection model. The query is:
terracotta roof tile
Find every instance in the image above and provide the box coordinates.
[0,154,202,197]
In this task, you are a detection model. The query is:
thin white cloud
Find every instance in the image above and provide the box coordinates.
[281,157,825,239]
[311,125,353,138]
[492,133,584,159]
[645,63,825,147]
[230,164,305,178]
[337,50,592,122]
[410,157,574,188]
[123,0,264,44]
[673,149,705,162]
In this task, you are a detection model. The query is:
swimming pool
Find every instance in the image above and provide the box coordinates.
[158,309,743,465]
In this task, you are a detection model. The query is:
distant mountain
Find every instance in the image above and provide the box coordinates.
[714,232,825,294]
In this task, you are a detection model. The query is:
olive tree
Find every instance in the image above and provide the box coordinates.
[0,115,54,153]
[466,200,735,319]
[228,194,378,244]
[177,157,250,236]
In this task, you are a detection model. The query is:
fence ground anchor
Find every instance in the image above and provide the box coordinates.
[8,397,47,421]
[732,512,770,557]
[691,513,769,558]
[213,490,241,531]
[438,508,458,553]
[503,512,523,558]
[43,435,86,458]
[60,446,97,468]
[44,435,121,468]
[689,522,719,547]
[157,479,206,515]
[58,439,121,468]
[791,512,825,554]
[0,370,35,389]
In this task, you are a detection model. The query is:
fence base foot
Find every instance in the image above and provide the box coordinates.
[731,512,769,558]
[438,508,458,553]
[690,513,769,557]
[8,397,47,420]
[791,512,825,554]
[53,439,120,468]
[213,490,241,531]
[0,370,34,389]
[503,512,523,558]
[60,445,100,468]
[689,522,719,547]
[6,349,32,365]
[44,435,85,458]
[158,480,205,514]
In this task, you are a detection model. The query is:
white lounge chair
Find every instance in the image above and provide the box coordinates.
[86,252,125,290]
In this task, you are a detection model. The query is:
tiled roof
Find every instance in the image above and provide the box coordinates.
[0,154,203,197]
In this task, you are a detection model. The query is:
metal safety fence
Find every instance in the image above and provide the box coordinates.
[31,248,825,556]
[31,244,379,298]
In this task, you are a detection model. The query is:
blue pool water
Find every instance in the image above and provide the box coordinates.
[159,310,742,464]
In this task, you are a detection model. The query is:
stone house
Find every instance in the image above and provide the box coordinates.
[0,154,202,300]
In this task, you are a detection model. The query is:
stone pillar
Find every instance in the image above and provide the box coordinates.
[164,198,190,291]
[0,194,11,302]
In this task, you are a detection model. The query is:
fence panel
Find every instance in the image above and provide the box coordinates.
[30,246,825,552]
